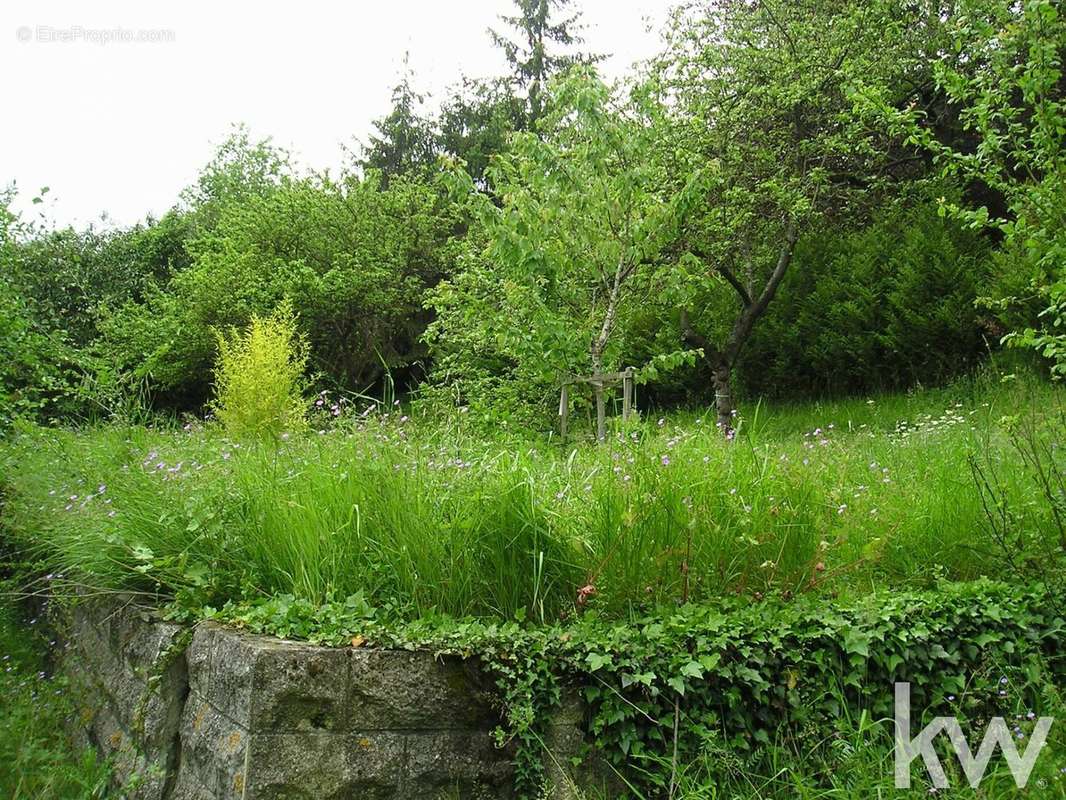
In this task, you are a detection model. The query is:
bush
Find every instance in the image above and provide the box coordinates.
[210,302,309,439]
[102,172,458,408]
[738,198,994,397]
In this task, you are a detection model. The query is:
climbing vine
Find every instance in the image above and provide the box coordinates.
[166,579,1065,797]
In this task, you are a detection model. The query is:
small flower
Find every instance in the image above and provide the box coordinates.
[660,455,670,466]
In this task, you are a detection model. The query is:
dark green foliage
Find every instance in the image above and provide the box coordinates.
[489,0,601,123]
[739,199,994,397]
[438,77,526,187]
[211,579,1066,798]
[0,276,76,425]
[359,64,441,185]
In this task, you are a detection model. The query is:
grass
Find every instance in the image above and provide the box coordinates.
[608,697,1066,799]
[0,370,1063,800]
[0,600,110,799]
[0,370,1062,622]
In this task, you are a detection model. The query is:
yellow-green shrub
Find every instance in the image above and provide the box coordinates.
[210,303,308,439]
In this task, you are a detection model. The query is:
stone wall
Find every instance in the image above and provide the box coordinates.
[59,597,589,800]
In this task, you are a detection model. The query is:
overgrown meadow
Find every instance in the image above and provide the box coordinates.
[4,371,1061,624]
[2,0,1065,795]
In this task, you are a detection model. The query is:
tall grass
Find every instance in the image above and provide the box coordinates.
[0,603,110,798]
[1,372,1062,621]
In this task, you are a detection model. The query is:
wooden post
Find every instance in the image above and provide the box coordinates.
[594,376,606,442]
[559,383,569,441]
[622,368,633,421]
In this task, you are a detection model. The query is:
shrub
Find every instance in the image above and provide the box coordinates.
[209,302,308,439]
[102,172,458,408]
[738,198,993,397]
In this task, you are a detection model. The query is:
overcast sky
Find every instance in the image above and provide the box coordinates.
[1,0,672,229]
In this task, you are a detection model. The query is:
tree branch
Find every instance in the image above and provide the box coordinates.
[724,220,799,365]
[688,244,753,306]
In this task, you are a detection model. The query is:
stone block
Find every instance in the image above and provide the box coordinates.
[347,650,498,730]
[244,731,404,799]
[178,691,250,798]
[401,730,514,799]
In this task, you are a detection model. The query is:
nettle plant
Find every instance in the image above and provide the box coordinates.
[209,301,309,440]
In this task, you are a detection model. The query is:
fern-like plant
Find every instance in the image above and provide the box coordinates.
[210,302,308,439]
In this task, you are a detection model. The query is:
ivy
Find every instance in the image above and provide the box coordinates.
[170,579,1066,797]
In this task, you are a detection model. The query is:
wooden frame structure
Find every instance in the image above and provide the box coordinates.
[558,367,635,442]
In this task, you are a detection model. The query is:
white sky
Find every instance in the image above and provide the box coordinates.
[0,0,671,229]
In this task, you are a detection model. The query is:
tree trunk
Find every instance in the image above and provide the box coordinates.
[681,222,799,438]
[711,358,734,433]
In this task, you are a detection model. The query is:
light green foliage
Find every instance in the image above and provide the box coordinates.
[210,302,309,440]
[105,169,457,404]
[3,374,1062,619]
[855,0,1066,376]
[428,70,693,423]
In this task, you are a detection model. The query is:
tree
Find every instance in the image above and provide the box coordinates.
[428,70,693,429]
[855,0,1066,377]
[182,125,292,231]
[654,0,905,432]
[437,77,526,187]
[489,0,601,124]
[360,59,440,185]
